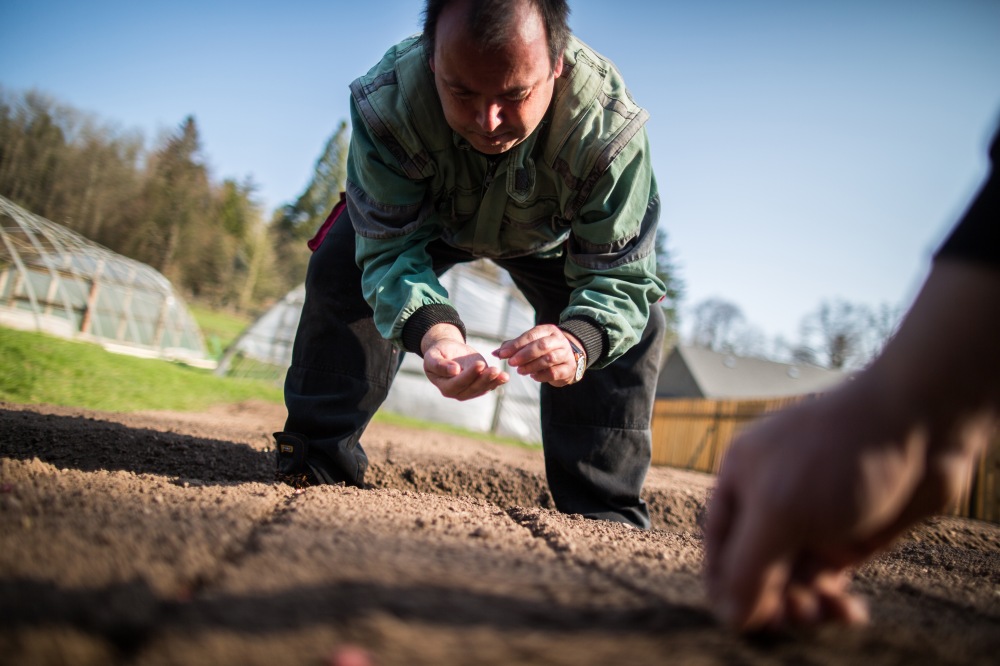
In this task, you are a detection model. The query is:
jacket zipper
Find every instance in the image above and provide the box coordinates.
[481,155,502,200]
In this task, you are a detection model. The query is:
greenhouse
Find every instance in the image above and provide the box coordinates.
[218,261,544,443]
[0,194,212,367]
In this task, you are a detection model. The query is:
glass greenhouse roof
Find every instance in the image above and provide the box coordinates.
[0,194,211,367]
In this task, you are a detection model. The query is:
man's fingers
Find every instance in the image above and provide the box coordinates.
[494,325,554,359]
[820,589,870,626]
[703,474,736,595]
[813,570,870,627]
[493,328,581,387]
[495,325,572,366]
[426,357,508,401]
[715,494,797,632]
[784,583,821,626]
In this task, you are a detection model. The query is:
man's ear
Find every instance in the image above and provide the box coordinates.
[553,54,564,79]
[429,55,436,73]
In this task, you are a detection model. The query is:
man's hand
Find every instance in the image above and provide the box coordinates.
[493,324,584,387]
[703,378,987,633]
[421,323,508,400]
[704,261,1000,633]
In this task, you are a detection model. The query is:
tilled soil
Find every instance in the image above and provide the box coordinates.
[1,400,998,665]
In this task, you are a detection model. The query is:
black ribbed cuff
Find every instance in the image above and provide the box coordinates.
[401,304,467,356]
[559,317,605,367]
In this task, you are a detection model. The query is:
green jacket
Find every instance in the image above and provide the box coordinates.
[346,34,664,368]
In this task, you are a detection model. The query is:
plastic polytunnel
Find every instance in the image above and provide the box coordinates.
[218,261,543,443]
[0,195,212,367]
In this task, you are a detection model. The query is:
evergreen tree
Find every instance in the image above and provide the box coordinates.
[654,227,685,349]
[208,177,273,310]
[276,119,349,241]
[270,120,350,291]
[130,116,212,280]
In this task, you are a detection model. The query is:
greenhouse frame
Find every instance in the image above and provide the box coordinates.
[0,194,212,367]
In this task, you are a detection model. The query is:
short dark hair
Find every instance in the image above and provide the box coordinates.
[422,0,571,71]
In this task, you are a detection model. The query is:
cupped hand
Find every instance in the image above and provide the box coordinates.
[423,337,508,400]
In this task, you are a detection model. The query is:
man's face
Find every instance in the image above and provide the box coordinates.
[430,0,563,155]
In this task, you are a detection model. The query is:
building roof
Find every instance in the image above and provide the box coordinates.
[656,345,848,399]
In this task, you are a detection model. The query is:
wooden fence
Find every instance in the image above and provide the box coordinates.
[650,397,1000,523]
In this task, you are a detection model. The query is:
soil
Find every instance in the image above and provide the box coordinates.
[1,400,998,666]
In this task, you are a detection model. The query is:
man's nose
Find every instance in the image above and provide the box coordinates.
[476,102,502,133]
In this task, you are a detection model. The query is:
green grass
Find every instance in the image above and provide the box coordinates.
[187,304,252,360]
[371,410,538,449]
[0,327,281,412]
[0,325,536,447]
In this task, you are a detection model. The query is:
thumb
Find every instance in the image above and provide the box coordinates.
[423,346,461,378]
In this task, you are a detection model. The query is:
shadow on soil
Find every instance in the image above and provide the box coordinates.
[0,408,273,484]
[0,406,701,530]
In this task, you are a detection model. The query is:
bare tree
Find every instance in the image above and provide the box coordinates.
[798,298,877,370]
[689,298,746,352]
[866,301,903,358]
[0,88,144,244]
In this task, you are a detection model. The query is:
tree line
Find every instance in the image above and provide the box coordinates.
[687,296,901,371]
[0,87,348,314]
[5,88,889,370]
[0,87,686,343]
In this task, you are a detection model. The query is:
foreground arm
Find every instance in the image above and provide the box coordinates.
[704,258,1000,632]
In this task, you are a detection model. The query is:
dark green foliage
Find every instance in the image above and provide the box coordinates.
[0,88,279,314]
[655,227,685,348]
[269,120,350,293]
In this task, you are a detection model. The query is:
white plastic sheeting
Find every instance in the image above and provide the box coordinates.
[219,261,543,443]
[0,195,211,366]
[384,263,541,443]
[216,284,304,378]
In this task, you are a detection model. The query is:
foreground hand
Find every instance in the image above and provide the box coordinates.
[493,325,583,387]
[422,324,508,400]
[703,378,986,633]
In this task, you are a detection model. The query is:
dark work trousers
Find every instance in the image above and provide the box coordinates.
[283,205,665,529]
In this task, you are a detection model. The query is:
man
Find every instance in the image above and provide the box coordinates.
[275,0,666,529]
[704,124,1000,632]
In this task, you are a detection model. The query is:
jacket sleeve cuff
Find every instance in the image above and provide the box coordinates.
[401,304,467,356]
[559,317,605,368]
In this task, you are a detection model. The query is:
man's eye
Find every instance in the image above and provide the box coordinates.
[506,91,529,102]
[451,90,473,100]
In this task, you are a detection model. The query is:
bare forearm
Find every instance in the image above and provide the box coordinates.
[863,259,1000,457]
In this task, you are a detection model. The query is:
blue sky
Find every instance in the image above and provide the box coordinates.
[2,0,998,345]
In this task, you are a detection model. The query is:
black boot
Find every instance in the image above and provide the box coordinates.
[273,432,364,488]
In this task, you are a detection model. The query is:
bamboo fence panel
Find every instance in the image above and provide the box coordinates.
[650,397,1000,523]
[650,397,804,474]
[968,439,999,522]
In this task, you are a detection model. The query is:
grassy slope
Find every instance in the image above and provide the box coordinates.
[0,326,532,447]
[0,327,281,412]
[188,304,252,360]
